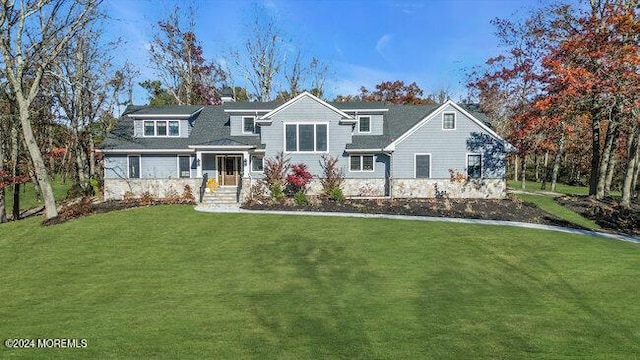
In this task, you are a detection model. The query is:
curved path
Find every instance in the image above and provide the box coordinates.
[194,206,640,244]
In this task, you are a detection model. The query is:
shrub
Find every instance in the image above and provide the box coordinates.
[329,187,345,202]
[262,152,290,201]
[294,191,309,205]
[286,163,313,195]
[182,185,196,204]
[319,155,344,199]
[139,191,154,206]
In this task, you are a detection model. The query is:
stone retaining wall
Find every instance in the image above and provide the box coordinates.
[104,179,202,200]
[391,179,506,199]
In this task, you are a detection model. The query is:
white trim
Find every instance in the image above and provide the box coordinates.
[127,155,141,179]
[260,91,354,120]
[384,100,511,152]
[414,153,432,179]
[177,155,191,179]
[187,145,253,150]
[224,109,272,113]
[344,148,383,154]
[250,154,265,173]
[442,112,456,130]
[99,149,195,154]
[341,108,389,112]
[283,122,330,154]
[466,153,483,179]
[349,154,375,172]
[242,116,256,134]
[357,115,372,134]
[215,154,243,186]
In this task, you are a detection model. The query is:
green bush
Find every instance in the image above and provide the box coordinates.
[329,187,345,202]
[270,184,285,202]
[294,191,309,205]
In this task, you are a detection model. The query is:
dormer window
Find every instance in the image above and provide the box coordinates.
[358,116,371,133]
[143,120,180,137]
[243,116,256,134]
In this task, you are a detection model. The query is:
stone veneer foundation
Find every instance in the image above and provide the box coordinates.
[390,179,506,199]
[104,179,201,200]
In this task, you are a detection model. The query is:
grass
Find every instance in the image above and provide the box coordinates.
[1,205,639,359]
[508,179,621,197]
[4,176,72,212]
[514,193,600,230]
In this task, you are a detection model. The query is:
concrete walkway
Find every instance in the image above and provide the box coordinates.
[194,206,640,244]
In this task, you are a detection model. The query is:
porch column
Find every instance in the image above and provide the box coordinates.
[196,151,202,178]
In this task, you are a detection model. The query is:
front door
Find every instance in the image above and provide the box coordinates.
[217,156,240,186]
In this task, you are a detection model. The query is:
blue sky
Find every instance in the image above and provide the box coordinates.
[106,0,548,104]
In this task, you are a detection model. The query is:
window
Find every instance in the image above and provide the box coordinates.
[179,156,190,178]
[128,156,140,179]
[443,113,456,130]
[350,155,374,172]
[359,116,371,133]
[141,120,180,137]
[156,121,167,136]
[243,116,255,134]
[415,154,431,178]
[144,121,154,136]
[169,121,179,136]
[251,155,264,172]
[284,123,328,152]
[467,154,482,179]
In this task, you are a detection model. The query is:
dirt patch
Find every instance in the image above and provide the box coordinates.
[556,196,640,235]
[243,197,592,231]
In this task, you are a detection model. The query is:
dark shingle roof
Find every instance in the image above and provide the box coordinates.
[127,105,203,116]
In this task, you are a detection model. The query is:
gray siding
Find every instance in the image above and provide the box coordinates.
[350,113,384,135]
[392,105,505,179]
[230,115,261,136]
[343,153,388,179]
[133,119,191,138]
[104,154,128,179]
[260,96,387,178]
[202,153,217,178]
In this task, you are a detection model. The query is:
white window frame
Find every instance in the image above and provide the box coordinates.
[177,155,191,178]
[283,122,329,153]
[442,112,456,130]
[349,155,375,172]
[242,116,256,134]
[466,153,482,179]
[358,115,371,133]
[414,153,432,179]
[251,155,264,172]
[128,155,141,179]
[141,120,180,137]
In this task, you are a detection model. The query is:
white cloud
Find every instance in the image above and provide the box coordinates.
[375,34,393,63]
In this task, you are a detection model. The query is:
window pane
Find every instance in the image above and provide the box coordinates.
[243,117,254,133]
[252,155,264,172]
[129,156,140,178]
[350,156,361,171]
[468,155,482,179]
[285,125,297,151]
[179,156,190,178]
[299,124,314,151]
[144,121,154,136]
[359,117,371,132]
[156,121,167,136]
[443,113,455,129]
[316,124,327,151]
[255,124,261,135]
[169,121,179,136]
[362,155,374,171]
[416,155,430,178]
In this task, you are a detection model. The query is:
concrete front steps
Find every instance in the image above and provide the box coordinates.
[195,187,241,211]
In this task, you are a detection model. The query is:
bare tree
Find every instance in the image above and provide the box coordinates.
[0,0,101,219]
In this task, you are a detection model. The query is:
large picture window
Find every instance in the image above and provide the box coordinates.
[128,156,140,178]
[467,154,482,179]
[179,156,190,178]
[141,120,180,137]
[350,155,374,172]
[415,154,431,178]
[285,123,328,152]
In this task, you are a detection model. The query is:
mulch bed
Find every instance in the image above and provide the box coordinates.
[556,195,640,236]
[242,197,592,231]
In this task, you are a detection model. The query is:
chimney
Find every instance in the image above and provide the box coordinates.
[221,87,235,103]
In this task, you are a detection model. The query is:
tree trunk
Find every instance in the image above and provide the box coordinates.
[17,103,58,219]
[534,154,540,182]
[541,151,549,190]
[596,121,619,199]
[11,120,20,220]
[620,125,639,208]
[604,142,618,197]
[514,154,519,182]
[589,117,601,196]
[89,133,96,178]
[0,120,6,223]
[520,155,527,190]
[551,137,564,192]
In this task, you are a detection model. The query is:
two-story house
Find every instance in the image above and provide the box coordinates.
[100,91,513,202]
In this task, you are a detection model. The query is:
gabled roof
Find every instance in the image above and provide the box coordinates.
[259,92,354,121]
[126,105,203,119]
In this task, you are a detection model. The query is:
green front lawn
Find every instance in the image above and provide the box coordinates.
[1,205,639,359]
[4,176,72,212]
[513,193,600,230]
